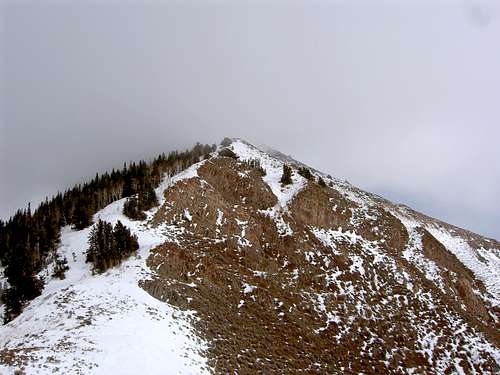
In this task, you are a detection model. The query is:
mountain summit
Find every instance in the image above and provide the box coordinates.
[1,139,499,374]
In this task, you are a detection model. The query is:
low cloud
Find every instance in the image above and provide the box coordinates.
[1,1,499,239]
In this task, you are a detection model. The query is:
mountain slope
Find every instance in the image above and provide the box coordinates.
[1,138,499,374]
[0,169,210,374]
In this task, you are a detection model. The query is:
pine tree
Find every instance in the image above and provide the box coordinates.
[280,164,293,185]
[138,181,158,211]
[72,198,91,230]
[298,167,313,180]
[86,220,138,274]
[220,137,232,147]
[113,220,127,260]
[2,222,44,322]
[86,221,100,272]
[122,174,135,198]
[123,196,145,220]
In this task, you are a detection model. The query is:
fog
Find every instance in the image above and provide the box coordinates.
[1,1,499,239]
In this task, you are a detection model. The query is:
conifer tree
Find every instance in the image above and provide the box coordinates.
[86,219,138,274]
[280,164,293,185]
[73,198,91,230]
[298,167,313,180]
[123,196,145,220]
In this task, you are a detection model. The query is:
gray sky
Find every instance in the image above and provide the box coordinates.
[1,1,499,239]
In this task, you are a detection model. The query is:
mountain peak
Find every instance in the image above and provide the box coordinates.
[1,141,499,374]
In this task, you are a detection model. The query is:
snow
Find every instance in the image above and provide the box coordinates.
[242,283,257,295]
[183,208,193,222]
[427,224,500,306]
[230,139,306,237]
[230,140,306,208]
[349,255,365,276]
[3,138,500,373]
[216,209,224,226]
[398,219,448,293]
[0,171,210,375]
[394,208,500,307]
[253,271,267,278]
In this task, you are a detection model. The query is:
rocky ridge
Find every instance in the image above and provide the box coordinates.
[1,138,499,374]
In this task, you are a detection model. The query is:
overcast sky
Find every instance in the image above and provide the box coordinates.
[1,1,499,239]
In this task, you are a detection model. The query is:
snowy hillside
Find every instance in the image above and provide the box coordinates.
[0,169,211,374]
[1,138,499,374]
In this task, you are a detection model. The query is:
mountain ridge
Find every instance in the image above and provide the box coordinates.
[1,138,499,374]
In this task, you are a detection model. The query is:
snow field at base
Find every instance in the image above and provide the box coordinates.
[0,168,211,375]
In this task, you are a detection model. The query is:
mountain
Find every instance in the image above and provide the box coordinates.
[0,138,499,374]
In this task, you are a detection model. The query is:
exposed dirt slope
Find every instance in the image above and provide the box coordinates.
[142,140,500,374]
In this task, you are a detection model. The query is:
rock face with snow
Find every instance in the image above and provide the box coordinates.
[1,138,499,374]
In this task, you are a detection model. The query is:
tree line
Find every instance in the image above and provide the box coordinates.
[0,142,216,323]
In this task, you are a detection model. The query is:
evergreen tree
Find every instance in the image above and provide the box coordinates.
[138,181,158,211]
[86,219,138,274]
[318,176,326,187]
[298,167,313,180]
[220,137,232,147]
[122,174,135,198]
[123,196,145,220]
[280,164,293,185]
[2,224,44,322]
[72,198,91,230]
[113,220,138,260]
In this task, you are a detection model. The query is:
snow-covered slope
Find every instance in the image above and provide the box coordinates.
[0,169,210,375]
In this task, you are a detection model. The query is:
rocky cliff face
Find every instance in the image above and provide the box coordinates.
[142,139,499,374]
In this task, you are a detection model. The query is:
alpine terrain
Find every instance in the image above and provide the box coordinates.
[0,138,499,374]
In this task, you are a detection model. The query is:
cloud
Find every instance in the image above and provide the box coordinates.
[1,1,499,239]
